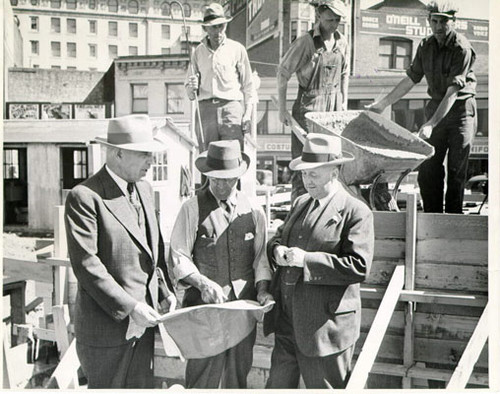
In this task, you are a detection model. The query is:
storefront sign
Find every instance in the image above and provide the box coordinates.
[471,139,488,155]
[360,10,489,42]
[259,142,291,152]
[247,0,281,49]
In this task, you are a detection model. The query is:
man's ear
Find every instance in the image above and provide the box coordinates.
[116,149,123,159]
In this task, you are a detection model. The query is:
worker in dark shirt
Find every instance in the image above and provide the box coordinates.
[366,0,477,213]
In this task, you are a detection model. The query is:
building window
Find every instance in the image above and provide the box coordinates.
[33,64,39,68]
[391,99,427,132]
[166,83,184,114]
[88,0,96,9]
[160,2,170,16]
[51,17,61,33]
[67,18,76,34]
[30,40,39,55]
[89,44,97,57]
[89,20,97,33]
[108,44,118,58]
[131,84,148,113]
[129,46,138,55]
[67,42,77,57]
[3,149,20,179]
[161,47,171,55]
[61,148,88,189]
[161,24,170,39]
[73,149,88,180]
[290,20,310,43]
[378,37,412,70]
[31,0,38,5]
[129,22,138,37]
[66,0,76,9]
[51,65,61,69]
[108,0,118,12]
[10,0,18,5]
[476,99,488,137]
[67,66,77,70]
[51,41,61,57]
[183,3,191,17]
[50,0,61,8]
[128,0,138,14]
[180,42,189,54]
[152,152,168,182]
[30,16,39,31]
[109,21,118,36]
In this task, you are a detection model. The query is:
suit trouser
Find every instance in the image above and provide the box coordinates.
[185,328,256,389]
[196,99,244,152]
[418,97,477,213]
[76,327,155,389]
[266,279,354,389]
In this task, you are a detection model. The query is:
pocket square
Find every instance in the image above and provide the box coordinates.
[244,232,254,241]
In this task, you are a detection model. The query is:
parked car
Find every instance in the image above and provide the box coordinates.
[463,174,488,214]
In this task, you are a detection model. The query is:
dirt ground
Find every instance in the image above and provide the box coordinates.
[2,232,41,260]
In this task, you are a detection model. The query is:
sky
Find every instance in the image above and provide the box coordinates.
[360,0,491,20]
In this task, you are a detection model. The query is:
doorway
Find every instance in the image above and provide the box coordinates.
[3,148,28,225]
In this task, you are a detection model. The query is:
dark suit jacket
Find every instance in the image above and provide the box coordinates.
[65,166,173,347]
[264,185,374,357]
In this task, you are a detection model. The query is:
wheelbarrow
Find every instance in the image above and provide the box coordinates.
[301,110,435,210]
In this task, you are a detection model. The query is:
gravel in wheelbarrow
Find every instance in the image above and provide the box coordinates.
[305,110,435,185]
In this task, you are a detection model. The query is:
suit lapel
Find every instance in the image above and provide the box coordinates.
[282,196,312,246]
[307,189,345,250]
[98,170,154,261]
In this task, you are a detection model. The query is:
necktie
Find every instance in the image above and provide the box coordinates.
[220,200,233,220]
[302,199,320,229]
[127,182,145,228]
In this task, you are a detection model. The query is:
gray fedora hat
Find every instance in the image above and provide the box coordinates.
[289,133,354,171]
[195,140,250,179]
[202,3,232,26]
[95,115,167,152]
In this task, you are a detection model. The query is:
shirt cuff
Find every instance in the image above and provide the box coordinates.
[406,68,423,84]
[450,75,467,88]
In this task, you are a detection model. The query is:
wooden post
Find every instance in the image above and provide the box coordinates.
[447,303,489,390]
[52,305,70,358]
[53,206,68,307]
[87,143,102,176]
[403,193,417,388]
[347,264,405,390]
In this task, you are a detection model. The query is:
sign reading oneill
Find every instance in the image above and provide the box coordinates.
[247,0,280,49]
[360,10,488,42]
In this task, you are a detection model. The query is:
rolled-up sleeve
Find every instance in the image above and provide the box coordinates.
[448,46,475,88]
[252,206,273,283]
[278,33,313,81]
[239,47,258,105]
[406,42,425,84]
[168,201,200,287]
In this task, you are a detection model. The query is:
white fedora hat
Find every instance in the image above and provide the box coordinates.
[201,3,232,26]
[289,133,354,171]
[95,115,167,152]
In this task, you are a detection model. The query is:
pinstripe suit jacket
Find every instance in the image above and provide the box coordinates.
[65,166,173,347]
[264,186,374,357]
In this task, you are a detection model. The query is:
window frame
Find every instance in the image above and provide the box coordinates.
[50,0,61,8]
[165,83,184,114]
[129,22,138,38]
[378,37,412,70]
[160,2,170,16]
[128,0,138,14]
[89,43,97,57]
[30,40,39,55]
[108,0,118,12]
[51,41,61,57]
[66,0,76,10]
[151,151,168,183]
[67,42,77,58]
[30,16,39,31]
[67,18,77,34]
[131,83,148,114]
[89,20,97,34]
[161,24,170,40]
[3,149,20,180]
[108,44,118,58]
[51,17,61,33]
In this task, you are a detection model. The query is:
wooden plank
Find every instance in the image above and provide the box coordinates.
[347,264,405,390]
[403,193,417,388]
[416,239,488,265]
[415,263,487,292]
[447,303,489,390]
[374,240,405,259]
[52,305,70,357]
[46,340,80,389]
[354,332,489,369]
[373,211,406,238]
[399,290,487,308]
[3,258,53,283]
[364,260,402,286]
[369,362,488,386]
[39,257,71,267]
[361,309,482,340]
[417,214,487,241]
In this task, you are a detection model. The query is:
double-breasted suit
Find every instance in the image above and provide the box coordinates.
[264,185,374,388]
[65,166,173,388]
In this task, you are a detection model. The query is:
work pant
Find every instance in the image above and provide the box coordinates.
[290,102,309,203]
[185,328,256,389]
[76,327,155,389]
[418,97,477,213]
[196,99,244,152]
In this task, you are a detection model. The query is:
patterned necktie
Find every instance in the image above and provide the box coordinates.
[127,182,145,228]
[220,200,233,221]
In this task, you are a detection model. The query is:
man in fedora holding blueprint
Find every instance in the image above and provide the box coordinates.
[65,114,176,388]
[168,139,273,388]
